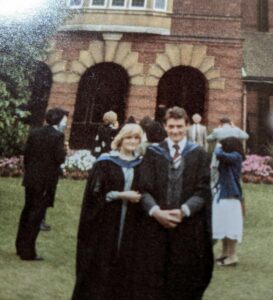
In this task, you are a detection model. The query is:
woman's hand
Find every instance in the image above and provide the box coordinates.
[118,191,141,203]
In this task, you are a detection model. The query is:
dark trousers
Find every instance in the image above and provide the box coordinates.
[15,186,48,259]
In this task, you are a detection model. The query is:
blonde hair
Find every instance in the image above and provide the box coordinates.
[111,124,143,150]
[103,111,117,125]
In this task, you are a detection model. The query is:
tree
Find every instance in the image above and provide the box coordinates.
[0,82,30,156]
[0,0,71,156]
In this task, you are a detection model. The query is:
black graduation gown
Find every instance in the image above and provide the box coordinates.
[72,157,142,300]
[136,141,214,300]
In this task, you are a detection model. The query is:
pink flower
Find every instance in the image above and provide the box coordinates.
[242,155,273,178]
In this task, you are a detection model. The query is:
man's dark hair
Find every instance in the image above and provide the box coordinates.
[46,108,69,126]
[220,137,245,160]
[220,117,231,125]
[146,121,166,143]
[139,116,153,132]
[126,116,137,124]
[164,106,189,124]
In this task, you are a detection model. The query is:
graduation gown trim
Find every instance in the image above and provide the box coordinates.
[97,151,142,168]
[148,141,198,161]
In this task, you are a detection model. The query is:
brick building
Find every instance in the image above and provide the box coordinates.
[32,0,273,152]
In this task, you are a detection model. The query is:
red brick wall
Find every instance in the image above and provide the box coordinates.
[241,0,258,31]
[269,0,273,32]
[171,17,241,39]
[47,32,243,140]
[172,0,241,39]
[173,0,241,16]
[206,43,243,130]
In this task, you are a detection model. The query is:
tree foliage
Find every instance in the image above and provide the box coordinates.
[0,0,71,156]
[0,0,70,97]
[0,82,30,156]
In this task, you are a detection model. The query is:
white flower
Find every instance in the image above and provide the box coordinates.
[61,149,96,172]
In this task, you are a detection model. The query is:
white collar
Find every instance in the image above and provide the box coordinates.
[167,137,187,153]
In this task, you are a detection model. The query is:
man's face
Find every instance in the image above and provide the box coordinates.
[165,118,188,143]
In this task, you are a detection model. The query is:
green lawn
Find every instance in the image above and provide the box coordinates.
[0,178,273,299]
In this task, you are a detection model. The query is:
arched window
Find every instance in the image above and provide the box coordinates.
[70,62,129,149]
[155,66,208,123]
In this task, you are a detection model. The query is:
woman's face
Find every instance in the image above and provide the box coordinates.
[120,134,141,153]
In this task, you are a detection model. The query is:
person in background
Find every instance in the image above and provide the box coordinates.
[16,107,67,261]
[212,137,245,266]
[187,113,208,150]
[207,117,249,191]
[137,106,213,300]
[207,117,249,143]
[126,115,137,124]
[92,111,119,158]
[139,116,153,143]
[40,110,69,231]
[72,124,143,300]
[137,120,166,156]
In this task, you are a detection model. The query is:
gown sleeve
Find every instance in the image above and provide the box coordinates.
[75,162,106,277]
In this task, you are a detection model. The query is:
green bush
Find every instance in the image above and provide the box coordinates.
[0,82,30,157]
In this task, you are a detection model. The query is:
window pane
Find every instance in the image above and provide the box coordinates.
[69,0,82,6]
[112,0,125,6]
[92,0,105,6]
[131,0,145,7]
[154,0,166,10]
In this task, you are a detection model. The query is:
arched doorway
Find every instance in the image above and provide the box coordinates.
[155,66,208,123]
[70,62,129,149]
[27,62,52,127]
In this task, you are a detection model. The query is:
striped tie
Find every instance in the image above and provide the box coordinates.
[172,144,181,168]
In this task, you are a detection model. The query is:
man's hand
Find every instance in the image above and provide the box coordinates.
[152,209,182,229]
[118,191,141,203]
[169,209,184,222]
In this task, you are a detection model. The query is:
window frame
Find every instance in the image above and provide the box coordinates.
[67,0,84,9]
[153,0,167,11]
[110,0,127,9]
[129,0,147,10]
[90,0,108,9]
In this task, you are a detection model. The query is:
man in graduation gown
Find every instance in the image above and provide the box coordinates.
[137,106,214,300]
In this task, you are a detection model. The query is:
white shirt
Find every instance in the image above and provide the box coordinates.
[166,137,187,157]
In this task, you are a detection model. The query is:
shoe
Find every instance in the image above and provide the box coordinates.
[40,222,51,231]
[20,255,44,261]
[215,255,228,262]
[217,256,238,266]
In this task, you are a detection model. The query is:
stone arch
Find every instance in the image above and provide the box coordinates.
[46,39,144,86]
[146,43,225,90]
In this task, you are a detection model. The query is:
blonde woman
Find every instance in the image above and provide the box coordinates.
[92,110,119,157]
[73,124,143,300]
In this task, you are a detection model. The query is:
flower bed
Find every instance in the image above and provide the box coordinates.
[0,156,24,177]
[242,155,273,184]
[0,150,96,180]
[2,152,272,183]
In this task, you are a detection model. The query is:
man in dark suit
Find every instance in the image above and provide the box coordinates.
[16,108,67,261]
[137,106,213,300]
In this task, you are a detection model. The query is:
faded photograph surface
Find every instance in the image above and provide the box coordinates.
[1,0,273,299]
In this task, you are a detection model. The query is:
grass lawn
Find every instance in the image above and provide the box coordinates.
[0,178,273,299]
